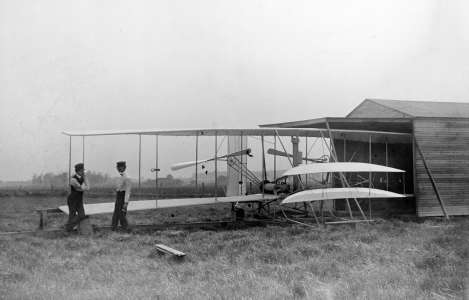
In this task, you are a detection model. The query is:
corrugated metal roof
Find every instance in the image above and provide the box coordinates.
[365,99,469,118]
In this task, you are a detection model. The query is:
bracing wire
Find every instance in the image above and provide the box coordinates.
[248,135,275,145]
[307,137,320,157]
[228,156,261,185]
[216,136,226,153]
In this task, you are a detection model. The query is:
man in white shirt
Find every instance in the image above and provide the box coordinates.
[65,163,90,232]
[112,161,131,231]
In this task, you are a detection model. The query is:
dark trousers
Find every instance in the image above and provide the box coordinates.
[65,195,85,231]
[112,191,128,230]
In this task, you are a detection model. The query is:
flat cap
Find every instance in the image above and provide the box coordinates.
[116,161,126,168]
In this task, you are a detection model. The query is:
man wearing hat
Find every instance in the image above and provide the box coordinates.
[65,163,90,231]
[112,161,132,231]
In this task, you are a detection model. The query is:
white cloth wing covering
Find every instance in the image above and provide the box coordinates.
[281,162,404,177]
[59,194,278,215]
[281,187,406,204]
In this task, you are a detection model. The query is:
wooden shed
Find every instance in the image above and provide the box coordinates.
[261,99,469,217]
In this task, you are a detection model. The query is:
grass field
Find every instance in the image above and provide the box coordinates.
[0,196,468,299]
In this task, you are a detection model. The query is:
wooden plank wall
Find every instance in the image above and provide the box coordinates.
[414,118,469,216]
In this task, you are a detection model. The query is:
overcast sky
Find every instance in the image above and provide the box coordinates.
[1,0,468,181]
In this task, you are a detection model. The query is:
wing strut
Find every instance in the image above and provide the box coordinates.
[261,135,266,196]
[324,122,367,220]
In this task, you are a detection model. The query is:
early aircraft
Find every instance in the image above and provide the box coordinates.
[58,127,411,226]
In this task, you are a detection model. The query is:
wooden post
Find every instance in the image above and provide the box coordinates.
[68,136,72,186]
[240,132,243,195]
[320,200,324,223]
[155,135,159,195]
[343,135,346,186]
[195,133,198,194]
[38,211,44,230]
[138,134,142,190]
[368,135,372,219]
[214,132,218,197]
[261,135,266,197]
[291,136,300,191]
[412,134,418,206]
[403,173,406,194]
[43,211,48,229]
[82,136,85,165]
[385,140,389,191]
[343,135,346,162]
[305,137,308,186]
[273,135,277,179]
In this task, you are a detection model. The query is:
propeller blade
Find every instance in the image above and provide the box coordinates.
[267,148,294,158]
[171,148,252,171]
[171,160,210,171]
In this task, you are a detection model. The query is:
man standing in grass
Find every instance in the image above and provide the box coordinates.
[112,161,132,231]
[65,163,90,232]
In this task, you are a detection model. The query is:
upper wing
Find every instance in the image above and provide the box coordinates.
[282,162,405,177]
[62,127,411,143]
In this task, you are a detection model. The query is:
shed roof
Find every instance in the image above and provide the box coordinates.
[259,117,412,133]
[259,118,413,143]
[348,99,469,118]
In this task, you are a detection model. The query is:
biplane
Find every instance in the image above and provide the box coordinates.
[58,127,412,227]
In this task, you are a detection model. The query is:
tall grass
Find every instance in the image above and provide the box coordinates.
[1,196,468,299]
[1,214,467,299]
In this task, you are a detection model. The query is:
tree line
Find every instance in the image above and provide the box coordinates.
[31,171,112,187]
